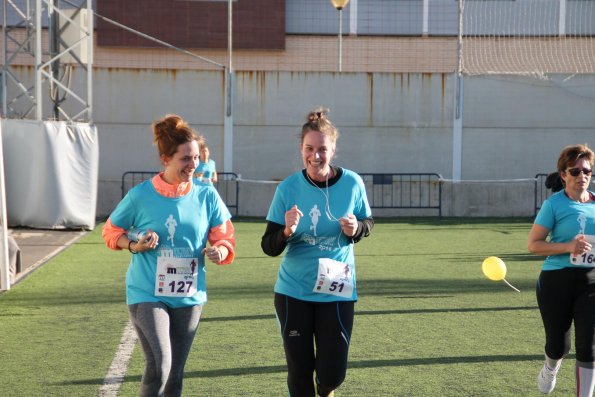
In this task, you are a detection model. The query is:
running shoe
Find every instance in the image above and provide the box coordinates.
[537,363,558,394]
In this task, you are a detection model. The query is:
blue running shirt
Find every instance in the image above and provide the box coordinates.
[267,169,372,302]
[535,190,595,271]
[110,180,231,308]
[196,159,217,183]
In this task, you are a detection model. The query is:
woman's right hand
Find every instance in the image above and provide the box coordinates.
[132,229,159,253]
[284,205,303,238]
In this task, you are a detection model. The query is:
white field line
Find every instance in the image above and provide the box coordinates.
[98,321,138,397]
[13,231,87,284]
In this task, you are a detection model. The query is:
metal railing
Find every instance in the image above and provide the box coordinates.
[121,171,239,216]
[358,173,443,216]
[534,173,551,216]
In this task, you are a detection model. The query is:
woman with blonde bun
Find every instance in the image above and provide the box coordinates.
[262,107,373,397]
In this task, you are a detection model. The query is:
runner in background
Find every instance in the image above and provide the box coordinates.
[195,144,218,184]
[528,144,594,397]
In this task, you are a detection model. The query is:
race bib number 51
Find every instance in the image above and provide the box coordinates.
[313,258,354,298]
[570,234,595,266]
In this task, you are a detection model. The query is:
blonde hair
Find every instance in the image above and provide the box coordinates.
[300,107,339,145]
[152,114,204,158]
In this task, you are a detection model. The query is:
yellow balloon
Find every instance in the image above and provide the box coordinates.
[482,256,507,281]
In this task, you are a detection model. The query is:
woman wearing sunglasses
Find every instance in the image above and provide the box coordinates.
[528,144,595,397]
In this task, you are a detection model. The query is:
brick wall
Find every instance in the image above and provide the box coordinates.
[96,0,285,50]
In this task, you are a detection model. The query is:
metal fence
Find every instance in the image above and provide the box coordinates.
[121,171,239,216]
[358,173,443,216]
[534,173,551,216]
[121,172,595,218]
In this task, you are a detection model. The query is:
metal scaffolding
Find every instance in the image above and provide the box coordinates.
[1,0,93,122]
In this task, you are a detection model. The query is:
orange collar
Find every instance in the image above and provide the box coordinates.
[152,173,192,198]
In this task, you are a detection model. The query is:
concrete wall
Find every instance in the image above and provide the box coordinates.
[3,68,595,219]
[461,74,595,180]
[230,179,539,218]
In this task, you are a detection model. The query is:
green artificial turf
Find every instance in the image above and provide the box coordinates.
[0,218,577,396]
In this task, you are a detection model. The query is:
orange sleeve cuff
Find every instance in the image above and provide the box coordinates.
[102,218,127,250]
[208,219,236,265]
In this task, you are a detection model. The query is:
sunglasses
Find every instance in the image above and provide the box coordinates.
[567,167,592,177]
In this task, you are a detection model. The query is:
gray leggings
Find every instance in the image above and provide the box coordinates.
[128,302,203,397]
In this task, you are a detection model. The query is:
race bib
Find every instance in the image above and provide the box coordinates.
[570,234,595,266]
[313,258,354,298]
[155,256,199,297]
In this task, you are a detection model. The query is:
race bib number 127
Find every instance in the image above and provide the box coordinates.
[155,257,199,297]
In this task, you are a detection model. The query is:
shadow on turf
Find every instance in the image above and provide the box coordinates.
[356,252,541,263]
[57,353,549,386]
[372,217,533,226]
[356,305,537,316]
[357,277,537,296]
[193,305,538,323]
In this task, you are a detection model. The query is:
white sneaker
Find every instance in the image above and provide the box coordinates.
[315,384,334,397]
[537,363,558,394]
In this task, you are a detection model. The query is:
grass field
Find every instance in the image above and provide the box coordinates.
[0,218,578,396]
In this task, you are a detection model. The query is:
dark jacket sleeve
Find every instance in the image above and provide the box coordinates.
[351,217,374,243]
[262,216,373,256]
[261,221,288,257]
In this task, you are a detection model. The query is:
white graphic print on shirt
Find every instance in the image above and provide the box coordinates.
[298,203,340,252]
[165,214,178,247]
[309,204,321,236]
[570,212,595,266]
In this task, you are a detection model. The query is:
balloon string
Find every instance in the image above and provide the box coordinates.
[502,278,520,293]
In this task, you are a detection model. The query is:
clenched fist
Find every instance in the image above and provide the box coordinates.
[284,205,304,238]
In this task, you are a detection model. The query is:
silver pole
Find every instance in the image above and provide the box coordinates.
[35,0,42,120]
[49,0,60,120]
[452,0,464,182]
[0,118,10,291]
[2,0,7,116]
[228,0,232,72]
[338,8,343,72]
[227,0,232,116]
[223,0,234,173]
[456,0,463,118]
[87,0,93,123]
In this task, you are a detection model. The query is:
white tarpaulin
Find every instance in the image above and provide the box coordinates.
[1,119,99,230]
[0,118,10,290]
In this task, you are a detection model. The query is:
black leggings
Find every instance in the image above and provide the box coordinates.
[274,293,354,397]
[536,267,595,363]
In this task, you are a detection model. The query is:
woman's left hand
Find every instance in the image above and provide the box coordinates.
[339,214,358,237]
[202,246,227,264]
[572,234,593,256]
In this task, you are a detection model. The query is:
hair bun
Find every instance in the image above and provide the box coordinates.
[308,107,329,123]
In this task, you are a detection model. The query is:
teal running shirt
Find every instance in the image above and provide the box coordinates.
[266,168,372,302]
[535,190,595,270]
[196,159,216,183]
[110,180,231,308]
